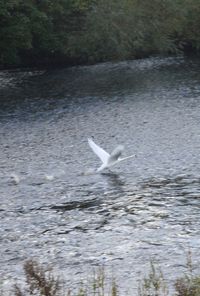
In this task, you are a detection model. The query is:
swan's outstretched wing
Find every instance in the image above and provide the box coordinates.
[88,138,110,164]
[109,145,124,163]
[119,154,135,161]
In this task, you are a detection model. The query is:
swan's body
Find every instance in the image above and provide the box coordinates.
[88,138,134,172]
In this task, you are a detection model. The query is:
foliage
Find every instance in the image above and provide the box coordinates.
[177,0,200,52]
[138,261,168,296]
[175,276,200,296]
[14,259,60,296]
[1,0,200,67]
[174,250,200,296]
[0,0,32,64]
[0,0,93,66]
[13,260,118,296]
[73,0,178,62]
[2,255,200,296]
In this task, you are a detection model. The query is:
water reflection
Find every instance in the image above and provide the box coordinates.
[101,171,125,192]
[102,171,124,183]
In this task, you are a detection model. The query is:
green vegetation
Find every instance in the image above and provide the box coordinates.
[1,0,200,67]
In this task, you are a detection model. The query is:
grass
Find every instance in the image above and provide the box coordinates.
[13,260,60,296]
[138,261,168,296]
[12,260,118,296]
[2,252,200,295]
[138,250,200,296]
[174,250,200,296]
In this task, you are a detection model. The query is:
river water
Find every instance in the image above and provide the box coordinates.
[1,56,200,294]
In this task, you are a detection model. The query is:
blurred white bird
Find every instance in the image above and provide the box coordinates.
[10,173,20,185]
[88,138,135,172]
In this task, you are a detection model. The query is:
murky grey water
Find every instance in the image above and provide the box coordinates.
[1,57,200,294]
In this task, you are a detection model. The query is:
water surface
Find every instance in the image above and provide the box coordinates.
[1,57,200,293]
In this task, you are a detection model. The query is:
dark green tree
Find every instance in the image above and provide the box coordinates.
[0,0,32,64]
[0,0,200,67]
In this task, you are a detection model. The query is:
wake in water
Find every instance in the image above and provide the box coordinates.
[9,172,56,185]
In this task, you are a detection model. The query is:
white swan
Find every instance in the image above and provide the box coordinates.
[88,138,135,172]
